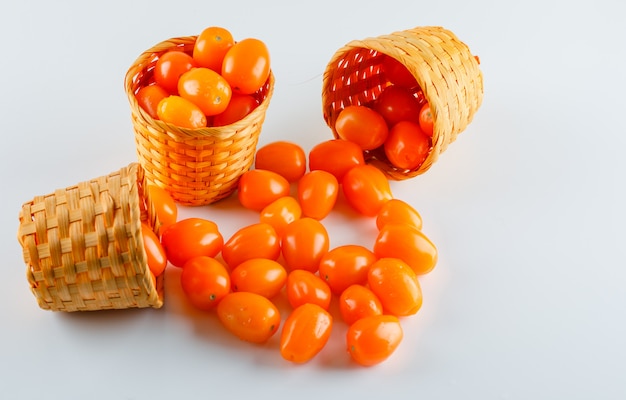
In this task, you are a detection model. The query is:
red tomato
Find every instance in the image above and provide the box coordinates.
[222,38,271,95]
[367,258,422,317]
[376,199,422,231]
[192,26,235,72]
[154,50,197,94]
[156,95,207,129]
[346,315,404,366]
[212,94,259,126]
[342,164,393,216]
[383,121,431,170]
[140,222,167,277]
[259,196,302,238]
[334,105,389,151]
[381,55,418,88]
[418,103,434,137]
[318,245,377,295]
[255,141,307,183]
[147,184,178,229]
[160,218,223,268]
[237,169,290,211]
[285,269,332,310]
[297,170,338,220]
[217,292,280,344]
[372,85,422,127]
[280,303,333,363]
[373,224,438,275]
[338,284,383,325]
[230,258,287,299]
[180,256,230,310]
[308,139,365,182]
[222,223,280,269]
[178,67,232,116]
[136,84,169,119]
[281,218,330,273]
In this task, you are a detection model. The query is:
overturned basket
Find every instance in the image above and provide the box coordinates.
[322,26,483,180]
[125,35,275,206]
[17,163,164,312]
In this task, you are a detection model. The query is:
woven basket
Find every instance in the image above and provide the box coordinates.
[17,163,164,312]
[322,26,483,180]
[125,35,275,206]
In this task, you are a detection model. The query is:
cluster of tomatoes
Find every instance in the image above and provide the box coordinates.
[140,137,438,367]
[134,26,271,128]
[335,55,434,171]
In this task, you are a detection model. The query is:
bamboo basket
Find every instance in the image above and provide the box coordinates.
[17,163,164,312]
[322,26,483,180]
[125,35,275,206]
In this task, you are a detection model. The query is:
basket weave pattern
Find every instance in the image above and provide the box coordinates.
[125,36,275,206]
[17,163,163,312]
[322,26,483,180]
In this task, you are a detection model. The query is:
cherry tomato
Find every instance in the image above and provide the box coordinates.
[147,184,178,229]
[192,26,235,72]
[222,38,271,95]
[372,85,422,127]
[297,170,338,220]
[418,103,434,137]
[285,269,332,310]
[222,223,280,269]
[342,164,393,217]
[381,55,418,88]
[140,222,167,277]
[280,303,333,363]
[255,141,307,183]
[156,95,207,129]
[318,245,377,295]
[376,198,422,231]
[384,121,431,171]
[346,314,403,366]
[154,50,197,94]
[373,224,438,275]
[237,169,290,211]
[338,284,383,325]
[259,196,302,238]
[178,67,232,116]
[230,258,287,299]
[309,139,365,182]
[161,218,223,268]
[368,258,422,316]
[281,218,329,273]
[136,84,169,119]
[180,256,230,310]
[334,105,389,151]
[217,291,280,344]
[212,94,259,126]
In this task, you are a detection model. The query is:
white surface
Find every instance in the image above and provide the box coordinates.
[1,1,625,399]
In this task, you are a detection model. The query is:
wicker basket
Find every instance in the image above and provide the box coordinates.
[322,26,483,180]
[17,163,164,312]
[125,35,275,206]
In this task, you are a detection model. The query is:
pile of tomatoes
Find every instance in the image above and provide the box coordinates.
[134,26,271,128]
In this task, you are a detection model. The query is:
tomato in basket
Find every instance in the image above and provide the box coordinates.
[193,26,235,72]
[154,50,197,94]
[383,121,431,171]
[177,67,232,116]
[222,38,271,95]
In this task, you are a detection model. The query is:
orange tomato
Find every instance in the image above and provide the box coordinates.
[346,315,403,366]
[373,224,438,275]
[259,196,301,238]
[381,55,418,88]
[334,105,389,151]
[212,94,259,126]
[154,50,197,94]
[192,26,235,72]
[418,103,434,137]
[222,223,280,268]
[147,184,178,229]
[180,256,230,310]
[136,84,169,119]
[376,198,422,231]
[161,218,223,268]
[297,170,338,220]
[255,141,307,183]
[140,222,167,277]
[281,218,329,273]
[342,164,393,217]
[372,85,422,127]
[280,303,333,363]
[230,258,287,299]
[237,169,290,211]
[217,292,280,344]
[285,269,332,311]
[156,95,207,129]
[338,284,383,325]
[318,244,377,295]
[222,38,271,95]
[367,258,422,316]
[178,67,232,116]
[384,121,431,170]
[309,139,365,182]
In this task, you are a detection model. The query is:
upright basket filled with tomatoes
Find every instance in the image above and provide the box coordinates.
[125,27,274,206]
[322,26,483,180]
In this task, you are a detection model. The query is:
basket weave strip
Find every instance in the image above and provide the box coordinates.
[322,26,483,180]
[17,163,163,312]
[125,36,274,206]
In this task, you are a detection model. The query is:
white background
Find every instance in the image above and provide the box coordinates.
[1,1,625,399]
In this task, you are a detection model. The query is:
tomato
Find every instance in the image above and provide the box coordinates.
[368,258,422,316]
[373,224,438,275]
[384,121,431,171]
[318,245,377,295]
[156,95,207,129]
[230,258,287,299]
[418,103,434,137]
[237,169,290,211]
[222,38,271,95]
[372,85,422,127]
[161,218,223,268]
[309,139,365,182]
[217,292,280,344]
[297,170,338,220]
[178,67,232,116]
[381,55,418,88]
[213,94,259,126]
[154,50,197,94]
[334,105,389,151]
[140,222,167,277]
[259,196,301,238]
[180,256,230,310]
[147,184,178,229]
[342,164,393,216]
[285,269,332,310]
[255,141,307,183]
[338,284,383,325]
[136,84,169,119]
[376,198,422,231]
[192,26,235,72]
[280,303,333,363]
[222,223,280,269]
[281,218,329,273]
[346,315,403,366]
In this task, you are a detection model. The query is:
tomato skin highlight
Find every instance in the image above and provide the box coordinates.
[193,26,235,72]
[281,218,330,273]
[255,141,307,183]
[367,258,422,317]
[147,184,178,229]
[178,67,232,116]
[285,269,332,311]
[238,169,290,212]
[280,303,333,363]
[318,245,377,295]
[230,258,287,299]
[136,84,169,119]
[384,121,431,171]
[160,218,223,268]
[222,38,271,95]
[222,223,281,269]
[342,164,393,217]
[339,284,383,325]
[309,139,365,182]
[213,94,259,126]
[154,50,197,94]
[373,224,438,275]
[217,292,281,344]
[376,198,422,231]
[259,196,302,238]
[418,103,434,137]
[181,256,231,310]
[157,95,207,129]
[335,105,389,151]
[372,85,422,127]
[141,222,167,277]
[346,314,404,367]
[297,170,339,220]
